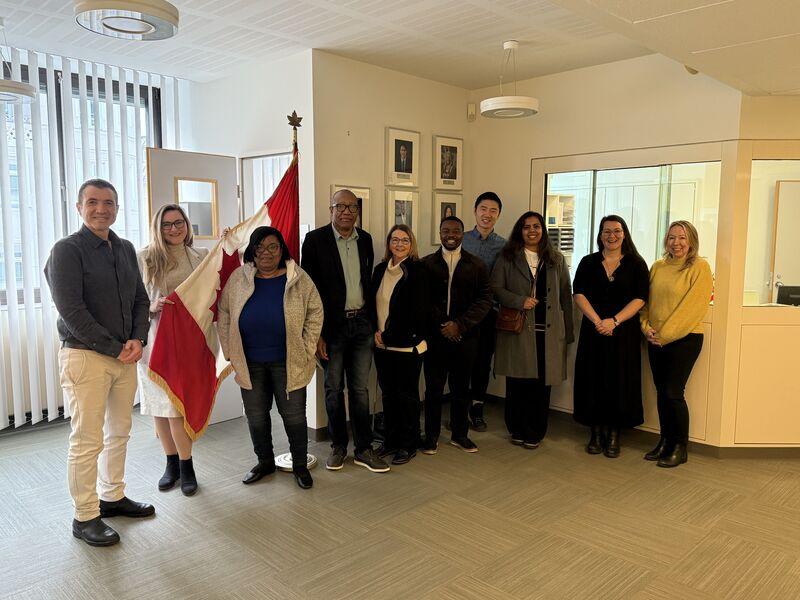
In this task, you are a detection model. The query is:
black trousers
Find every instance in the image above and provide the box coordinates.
[424,337,478,441]
[470,309,497,403]
[647,333,703,445]
[374,348,423,452]
[240,361,308,467]
[504,331,551,443]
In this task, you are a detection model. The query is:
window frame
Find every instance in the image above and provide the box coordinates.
[0,64,163,305]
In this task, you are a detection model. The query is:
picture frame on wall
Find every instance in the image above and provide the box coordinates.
[386,127,420,187]
[386,188,419,235]
[331,184,370,230]
[432,192,463,244]
[433,135,463,191]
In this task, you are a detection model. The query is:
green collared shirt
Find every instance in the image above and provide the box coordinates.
[332,224,364,310]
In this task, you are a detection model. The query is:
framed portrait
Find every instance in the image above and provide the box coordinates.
[386,188,419,235]
[386,127,420,187]
[434,135,463,191]
[432,193,463,244]
[331,184,370,230]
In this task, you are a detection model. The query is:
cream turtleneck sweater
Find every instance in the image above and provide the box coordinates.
[442,245,462,314]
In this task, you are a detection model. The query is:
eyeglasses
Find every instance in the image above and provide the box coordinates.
[161,219,186,231]
[602,229,624,236]
[390,237,411,245]
[332,203,360,214]
[255,243,281,256]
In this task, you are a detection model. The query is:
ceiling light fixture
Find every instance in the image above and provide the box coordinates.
[0,18,36,104]
[74,0,179,41]
[480,41,539,119]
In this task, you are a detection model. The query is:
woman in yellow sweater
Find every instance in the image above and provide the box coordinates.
[640,220,713,468]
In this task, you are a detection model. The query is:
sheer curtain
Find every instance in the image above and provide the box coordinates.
[0,48,181,430]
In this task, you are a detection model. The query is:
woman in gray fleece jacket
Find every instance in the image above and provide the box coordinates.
[218,227,323,489]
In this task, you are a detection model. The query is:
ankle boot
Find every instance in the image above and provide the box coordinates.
[604,428,620,458]
[657,442,688,468]
[179,458,198,496]
[158,454,180,491]
[586,426,603,454]
[644,437,668,461]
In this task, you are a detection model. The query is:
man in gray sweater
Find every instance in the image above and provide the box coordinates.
[44,179,154,547]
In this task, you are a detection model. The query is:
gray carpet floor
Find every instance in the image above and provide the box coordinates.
[1,404,800,599]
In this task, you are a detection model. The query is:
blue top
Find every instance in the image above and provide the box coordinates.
[239,274,287,363]
[462,227,506,272]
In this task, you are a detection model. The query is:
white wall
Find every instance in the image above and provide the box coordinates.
[467,54,743,226]
[311,50,470,256]
[740,96,800,139]
[185,50,317,229]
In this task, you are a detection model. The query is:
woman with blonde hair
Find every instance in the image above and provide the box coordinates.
[138,204,208,495]
[369,224,431,464]
[641,220,713,468]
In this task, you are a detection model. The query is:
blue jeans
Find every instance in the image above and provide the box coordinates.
[323,315,374,452]
[240,361,308,466]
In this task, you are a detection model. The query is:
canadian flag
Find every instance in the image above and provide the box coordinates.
[147,151,299,439]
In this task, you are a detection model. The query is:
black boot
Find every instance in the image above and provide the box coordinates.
[604,428,620,458]
[644,437,668,461]
[586,426,603,454]
[180,458,198,496]
[470,402,488,432]
[158,454,180,491]
[657,442,688,468]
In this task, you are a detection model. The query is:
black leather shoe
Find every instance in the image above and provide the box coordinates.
[158,454,180,491]
[644,437,668,461]
[586,426,603,454]
[99,497,155,519]
[657,443,688,468]
[391,449,416,465]
[72,517,120,547]
[180,457,198,496]
[293,467,313,489]
[604,428,620,458]
[242,461,276,484]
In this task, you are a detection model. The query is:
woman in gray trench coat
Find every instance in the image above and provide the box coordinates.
[491,211,574,448]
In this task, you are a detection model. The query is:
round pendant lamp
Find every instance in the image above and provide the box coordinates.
[0,18,36,104]
[0,79,36,104]
[74,0,179,41]
[480,41,539,119]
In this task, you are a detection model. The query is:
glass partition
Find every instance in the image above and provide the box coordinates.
[546,162,720,280]
[744,160,800,306]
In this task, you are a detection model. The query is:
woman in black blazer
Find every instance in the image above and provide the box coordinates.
[370,224,431,465]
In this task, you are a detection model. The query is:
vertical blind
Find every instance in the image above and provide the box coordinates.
[0,48,180,430]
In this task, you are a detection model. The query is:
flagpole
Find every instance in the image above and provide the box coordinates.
[288,110,302,155]
[275,110,314,473]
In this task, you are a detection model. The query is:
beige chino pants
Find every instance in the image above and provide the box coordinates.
[59,348,138,521]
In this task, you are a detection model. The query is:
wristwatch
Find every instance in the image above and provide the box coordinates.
[612,317,619,327]
[138,338,147,347]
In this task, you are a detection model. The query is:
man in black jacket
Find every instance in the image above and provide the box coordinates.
[301,189,389,473]
[421,216,492,454]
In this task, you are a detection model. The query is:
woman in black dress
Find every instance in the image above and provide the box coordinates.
[572,215,649,457]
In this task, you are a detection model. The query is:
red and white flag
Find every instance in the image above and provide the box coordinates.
[148,151,299,439]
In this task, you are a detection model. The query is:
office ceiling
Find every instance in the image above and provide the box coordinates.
[1,0,650,87]
[552,0,800,95]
